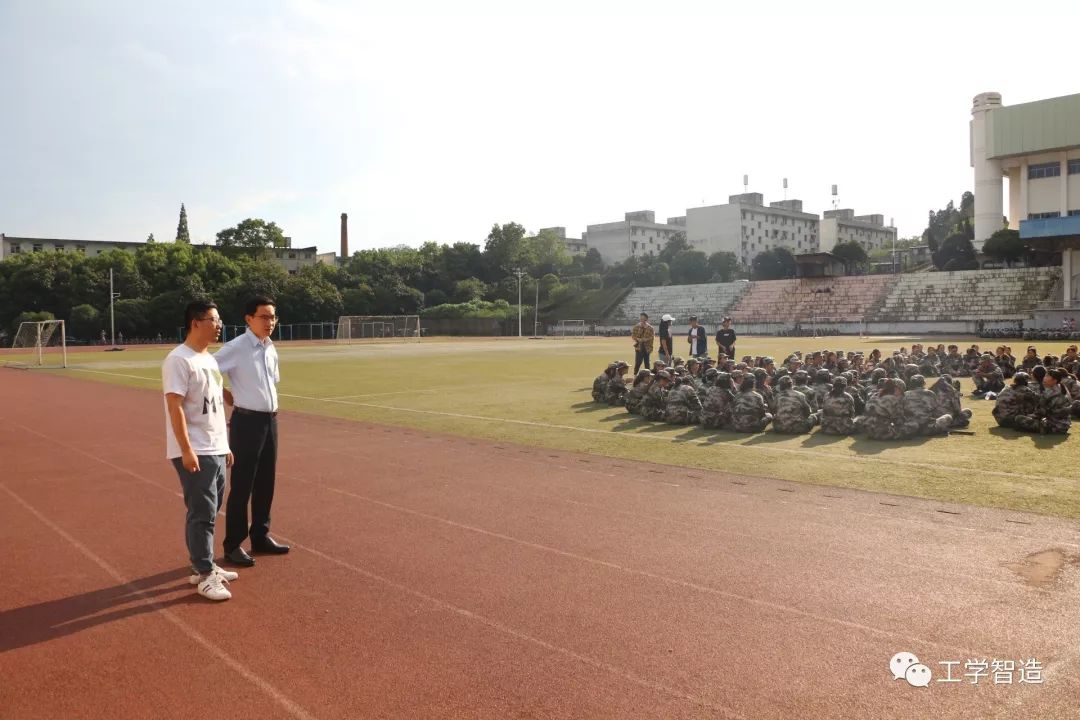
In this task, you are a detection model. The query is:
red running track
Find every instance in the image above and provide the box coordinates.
[1,370,1079,719]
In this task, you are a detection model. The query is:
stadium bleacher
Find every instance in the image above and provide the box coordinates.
[609,282,749,325]
[874,267,1061,321]
[729,275,898,324]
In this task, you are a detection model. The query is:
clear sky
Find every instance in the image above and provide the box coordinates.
[1,0,1077,255]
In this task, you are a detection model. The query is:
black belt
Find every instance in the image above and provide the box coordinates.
[233,407,277,418]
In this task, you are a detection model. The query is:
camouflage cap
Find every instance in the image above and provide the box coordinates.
[832,376,848,388]
[655,370,671,380]
[615,361,629,370]
[776,375,794,390]
[1013,371,1030,385]
[793,370,810,381]
[815,369,832,382]
[687,358,700,367]
[909,374,925,388]
[704,367,718,379]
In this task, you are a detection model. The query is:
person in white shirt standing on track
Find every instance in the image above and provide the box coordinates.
[215,296,289,567]
[163,300,237,601]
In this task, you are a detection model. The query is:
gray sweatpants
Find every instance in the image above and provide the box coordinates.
[171,455,227,575]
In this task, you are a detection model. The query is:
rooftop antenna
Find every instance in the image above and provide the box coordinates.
[831,184,839,211]
[743,174,749,195]
[783,177,788,201]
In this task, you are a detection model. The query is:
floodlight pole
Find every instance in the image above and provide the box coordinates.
[514,267,525,337]
[533,278,539,337]
[109,268,117,346]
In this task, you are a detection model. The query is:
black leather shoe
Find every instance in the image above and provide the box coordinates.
[251,536,290,555]
[224,546,256,567]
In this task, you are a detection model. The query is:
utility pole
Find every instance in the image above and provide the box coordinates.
[533,277,539,337]
[514,268,525,337]
[109,268,121,347]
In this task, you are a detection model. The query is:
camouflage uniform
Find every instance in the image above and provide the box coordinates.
[931,376,972,428]
[624,381,650,415]
[1060,375,1080,419]
[810,370,832,411]
[701,382,736,430]
[793,372,818,412]
[605,363,630,406]
[1040,384,1073,434]
[820,383,857,435]
[772,385,819,434]
[943,351,965,376]
[665,380,703,425]
[901,376,952,436]
[730,385,773,433]
[592,369,612,403]
[971,358,1005,396]
[992,379,1040,429]
[641,373,670,421]
[863,393,907,440]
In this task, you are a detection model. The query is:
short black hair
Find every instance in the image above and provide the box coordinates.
[244,295,277,318]
[639,312,649,319]
[184,300,218,331]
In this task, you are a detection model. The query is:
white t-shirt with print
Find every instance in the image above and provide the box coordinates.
[162,344,230,460]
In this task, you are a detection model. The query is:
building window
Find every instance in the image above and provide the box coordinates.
[1028,162,1061,179]
[1069,159,1080,175]
[76,245,86,253]
[288,252,296,259]
[10,244,20,254]
[32,243,43,252]
[1069,210,1080,217]
[1028,211,1061,220]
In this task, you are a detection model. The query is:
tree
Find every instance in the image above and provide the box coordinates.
[669,250,711,284]
[483,222,533,280]
[68,304,102,339]
[831,241,869,275]
[175,203,190,243]
[583,248,604,274]
[453,277,487,303]
[707,251,739,282]
[526,229,572,277]
[146,233,156,243]
[215,218,287,249]
[657,232,691,264]
[936,233,978,270]
[751,248,796,280]
[983,228,1025,266]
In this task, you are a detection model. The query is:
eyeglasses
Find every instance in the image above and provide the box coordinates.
[254,314,278,323]
[198,316,224,326]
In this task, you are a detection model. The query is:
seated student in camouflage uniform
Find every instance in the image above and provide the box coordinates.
[730,377,773,433]
[1021,346,1040,371]
[995,346,1016,378]
[792,370,817,411]
[772,376,819,434]
[593,363,617,402]
[961,346,981,376]
[861,379,908,440]
[901,374,952,436]
[992,372,1040,428]
[810,369,832,410]
[1037,368,1072,435]
[665,376,703,425]
[930,374,972,428]
[605,361,630,406]
[820,376,858,435]
[1060,345,1079,375]
[971,355,1006,398]
[942,345,964,376]
[641,370,671,421]
[701,372,736,430]
[1059,373,1080,418]
[624,370,653,415]
[754,368,775,414]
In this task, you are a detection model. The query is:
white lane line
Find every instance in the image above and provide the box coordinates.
[322,389,438,401]
[278,391,1077,487]
[69,367,158,382]
[0,483,317,720]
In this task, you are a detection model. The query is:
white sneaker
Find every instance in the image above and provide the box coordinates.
[196,572,232,601]
[189,564,239,585]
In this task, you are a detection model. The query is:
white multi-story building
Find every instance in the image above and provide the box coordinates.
[971,91,1080,249]
[819,209,897,253]
[583,211,684,265]
[685,194,820,268]
[538,227,588,256]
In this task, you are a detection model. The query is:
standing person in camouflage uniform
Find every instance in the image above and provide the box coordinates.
[730,377,773,433]
[772,376,819,434]
[901,375,952,436]
[665,376,703,425]
[641,370,671,421]
[820,377,857,435]
[992,372,1040,428]
[1038,369,1072,434]
[971,355,1005,398]
[605,361,630,406]
[624,370,653,415]
[593,363,616,402]
[862,379,908,440]
[701,372,736,429]
[930,374,972,428]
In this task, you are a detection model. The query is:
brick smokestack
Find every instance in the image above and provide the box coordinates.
[340,212,348,259]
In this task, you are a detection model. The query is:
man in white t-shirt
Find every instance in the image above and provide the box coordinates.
[163,300,236,601]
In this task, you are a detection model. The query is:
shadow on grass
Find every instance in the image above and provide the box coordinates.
[744,431,802,446]
[988,425,1071,448]
[802,432,848,447]
[610,417,654,431]
[571,401,602,410]
[848,434,934,455]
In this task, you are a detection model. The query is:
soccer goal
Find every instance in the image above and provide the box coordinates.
[5,320,67,368]
[336,315,421,343]
[554,319,588,338]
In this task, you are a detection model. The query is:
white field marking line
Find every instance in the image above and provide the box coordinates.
[0,482,317,720]
[292,475,986,659]
[285,435,1059,588]
[322,389,438,401]
[0,419,735,714]
[69,367,159,382]
[59,367,1079,488]
[278,391,1079,487]
[282,420,1080,550]
[268,531,743,719]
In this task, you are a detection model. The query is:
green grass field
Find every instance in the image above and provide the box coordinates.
[28,335,1080,519]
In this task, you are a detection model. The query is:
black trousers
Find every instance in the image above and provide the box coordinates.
[225,411,278,551]
[634,348,651,373]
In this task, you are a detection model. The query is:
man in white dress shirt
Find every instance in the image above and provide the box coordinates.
[216,296,288,566]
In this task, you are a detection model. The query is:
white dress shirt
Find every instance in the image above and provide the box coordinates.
[215,329,279,412]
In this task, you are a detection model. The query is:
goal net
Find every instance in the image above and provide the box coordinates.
[336,315,421,343]
[4,320,67,368]
[554,319,588,338]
